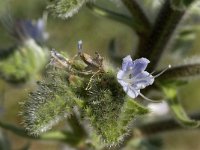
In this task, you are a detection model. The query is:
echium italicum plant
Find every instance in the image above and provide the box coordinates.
[5,0,198,149]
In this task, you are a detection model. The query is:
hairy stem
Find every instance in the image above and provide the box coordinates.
[134,0,186,71]
[157,63,200,81]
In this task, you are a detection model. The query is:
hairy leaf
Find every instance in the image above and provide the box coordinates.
[21,69,76,135]
[78,71,149,145]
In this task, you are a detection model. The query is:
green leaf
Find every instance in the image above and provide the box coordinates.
[80,72,149,145]
[162,86,200,128]
[21,69,77,135]
[118,97,149,134]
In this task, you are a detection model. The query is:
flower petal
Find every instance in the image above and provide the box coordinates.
[133,71,154,89]
[132,58,150,76]
[127,86,140,98]
[122,55,134,71]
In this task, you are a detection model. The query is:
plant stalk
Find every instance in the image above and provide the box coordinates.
[134,0,186,71]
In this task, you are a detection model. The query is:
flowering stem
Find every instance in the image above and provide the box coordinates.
[134,0,186,71]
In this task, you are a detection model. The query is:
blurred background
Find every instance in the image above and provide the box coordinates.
[0,0,200,149]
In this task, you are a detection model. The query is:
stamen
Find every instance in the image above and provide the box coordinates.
[153,65,171,78]
[139,93,162,103]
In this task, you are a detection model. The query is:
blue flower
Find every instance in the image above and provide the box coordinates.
[117,55,154,99]
[117,55,171,101]
[14,14,48,44]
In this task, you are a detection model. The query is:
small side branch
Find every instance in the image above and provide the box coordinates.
[137,112,200,136]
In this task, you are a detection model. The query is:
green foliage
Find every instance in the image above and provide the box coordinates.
[162,86,200,128]
[21,68,77,135]
[21,51,149,145]
[118,98,149,133]
[11,0,200,148]
[73,70,149,144]
[0,39,48,83]
[47,0,90,19]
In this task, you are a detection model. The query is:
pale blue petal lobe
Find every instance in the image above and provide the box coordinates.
[122,55,133,71]
[132,58,150,75]
[127,87,140,98]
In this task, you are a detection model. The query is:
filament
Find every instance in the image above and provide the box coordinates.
[153,65,171,78]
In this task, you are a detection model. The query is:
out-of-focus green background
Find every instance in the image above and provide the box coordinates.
[0,0,200,149]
